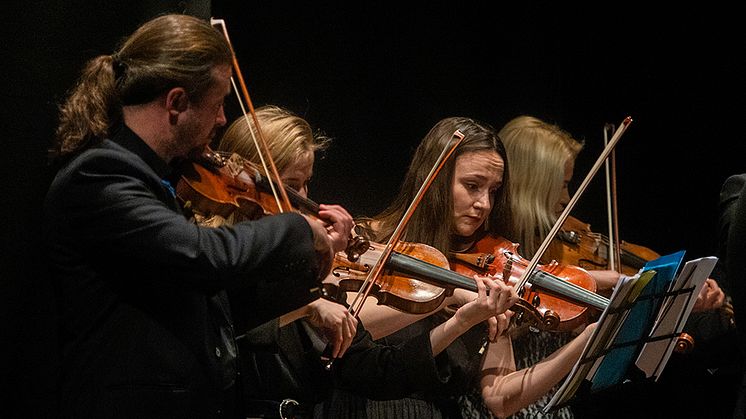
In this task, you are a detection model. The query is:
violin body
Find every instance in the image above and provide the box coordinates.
[548,215,660,276]
[176,152,278,220]
[328,241,452,315]
[176,147,370,260]
[450,235,602,333]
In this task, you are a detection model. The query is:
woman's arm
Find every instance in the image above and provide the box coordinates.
[480,322,596,418]
[429,276,516,355]
[331,276,517,400]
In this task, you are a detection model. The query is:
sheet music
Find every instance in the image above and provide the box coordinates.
[584,270,653,381]
[635,256,717,379]
[545,270,651,410]
[589,251,684,392]
[544,251,694,412]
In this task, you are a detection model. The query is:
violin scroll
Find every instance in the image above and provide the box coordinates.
[344,232,370,262]
[674,332,695,354]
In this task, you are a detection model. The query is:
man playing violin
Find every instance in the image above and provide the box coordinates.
[44,15,352,419]
[212,105,519,418]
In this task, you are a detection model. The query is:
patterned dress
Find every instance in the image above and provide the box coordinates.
[459,330,574,419]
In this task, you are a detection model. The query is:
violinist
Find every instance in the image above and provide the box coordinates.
[485,115,732,419]
[499,116,622,292]
[318,117,529,418]
[214,106,519,418]
[204,106,359,356]
[716,173,746,295]
[669,172,746,419]
[43,15,345,419]
[445,116,600,419]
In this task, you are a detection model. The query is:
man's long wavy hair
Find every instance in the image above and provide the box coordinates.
[52,14,232,161]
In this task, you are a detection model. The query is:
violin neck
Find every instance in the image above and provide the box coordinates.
[387,249,610,312]
[388,252,477,292]
[252,170,320,214]
[597,239,647,269]
[529,271,609,311]
[619,248,647,269]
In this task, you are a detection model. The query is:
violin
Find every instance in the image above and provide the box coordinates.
[327,241,452,314]
[175,146,369,260]
[548,215,660,276]
[546,216,725,354]
[176,147,280,220]
[326,235,609,334]
[450,234,608,333]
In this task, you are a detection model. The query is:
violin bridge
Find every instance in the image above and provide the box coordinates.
[503,256,514,283]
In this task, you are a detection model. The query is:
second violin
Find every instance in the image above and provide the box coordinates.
[450,234,607,333]
[549,215,660,276]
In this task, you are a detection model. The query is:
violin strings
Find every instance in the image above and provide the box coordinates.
[483,253,609,309]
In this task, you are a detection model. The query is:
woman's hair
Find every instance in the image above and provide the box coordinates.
[217,105,330,173]
[360,116,512,254]
[53,14,232,160]
[498,115,583,257]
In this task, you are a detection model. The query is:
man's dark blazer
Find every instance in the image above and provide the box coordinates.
[44,125,323,418]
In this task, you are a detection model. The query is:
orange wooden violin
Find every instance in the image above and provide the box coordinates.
[326,234,609,334]
[548,215,660,276]
[326,240,455,315]
[175,146,369,261]
[450,234,608,333]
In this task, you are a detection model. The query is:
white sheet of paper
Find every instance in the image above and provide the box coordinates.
[634,256,717,379]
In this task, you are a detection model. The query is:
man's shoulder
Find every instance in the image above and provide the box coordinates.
[47,140,156,202]
[719,174,746,208]
[721,174,746,196]
[60,140,150,176]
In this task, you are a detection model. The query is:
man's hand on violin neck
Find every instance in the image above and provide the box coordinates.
[317,204,355,253]
[304,215,335,280]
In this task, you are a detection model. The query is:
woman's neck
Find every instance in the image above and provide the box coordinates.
[450,234,477,253]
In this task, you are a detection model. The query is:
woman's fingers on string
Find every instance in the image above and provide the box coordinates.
[490,277,518,313]
[474,274,488,299]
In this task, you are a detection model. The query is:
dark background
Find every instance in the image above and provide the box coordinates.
[3,1,743,417]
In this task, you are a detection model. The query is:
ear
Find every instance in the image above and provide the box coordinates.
[165,87,189,116]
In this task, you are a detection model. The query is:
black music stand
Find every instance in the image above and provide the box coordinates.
[544,251,717,412]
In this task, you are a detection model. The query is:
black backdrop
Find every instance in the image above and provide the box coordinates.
[207,2,745,261]
[3,1,744,417]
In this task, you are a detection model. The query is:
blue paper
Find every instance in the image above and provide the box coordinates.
[590,250,686,391]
